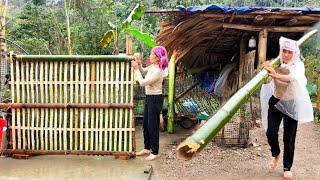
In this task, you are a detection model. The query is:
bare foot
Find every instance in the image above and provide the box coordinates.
[136,149,150,156]
[283,171,292,179]
[270,155,280,169]
[145,153,157,161]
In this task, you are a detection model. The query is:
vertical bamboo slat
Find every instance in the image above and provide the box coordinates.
[74,62,79,150]
[90,62,95,151]
[53,62,58,150]
[85,62,90,151]
[35,62,40,150]
[44,61,49,150]
[21,61,26,149]
[63,62,68,150]
[96,62,107,151]
[69,62,74,150]
[30,62,35,150]
[39,62,45,150]
[59,62,63,150]
[49,62,54,150]
[80,62,85,150]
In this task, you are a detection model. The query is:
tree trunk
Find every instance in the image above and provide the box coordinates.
[64,0,72,55]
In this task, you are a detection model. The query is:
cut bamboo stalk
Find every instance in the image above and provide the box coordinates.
[124,62,129,151]
[111,62,116,151]
[30,62,35,150]
[21,61,26,149]
[15,55,134,62]
[74,62,79,150]
[101,61,106,151]
[63,61,68,150]
[49,62,54,150]
[16,60,21,149]
[35,62,40,150]
[85,62,90,151]
[130,61,134,152]
[90,62,96,150]
[107,62,112,151]
[40,62,44,150]
[10,55,15,148]
[54,62,58,150]
[104,62,112,151]
[26,62,31,150]
[44,61,49,150]
[69,62,73,150]
[80,62,84,151]
[116,61,120,151]
[98,61,103,151]
[59,61,63,150]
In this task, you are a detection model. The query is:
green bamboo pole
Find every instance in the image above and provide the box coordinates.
[14,55,134,62]
[167,52,177,133]
[177,29,319,160]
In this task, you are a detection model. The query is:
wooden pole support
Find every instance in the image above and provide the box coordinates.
[258,29,268,69]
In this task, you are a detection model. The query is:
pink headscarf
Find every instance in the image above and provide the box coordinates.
[152,46,169,77]
[279,37,300,65]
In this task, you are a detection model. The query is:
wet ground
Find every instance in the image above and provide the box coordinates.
[0,125,183,180]
[0,122,319,180]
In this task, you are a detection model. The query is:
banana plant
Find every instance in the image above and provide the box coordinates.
[100,4,157,54]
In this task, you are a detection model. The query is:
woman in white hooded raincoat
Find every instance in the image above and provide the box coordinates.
[260,37,313,179]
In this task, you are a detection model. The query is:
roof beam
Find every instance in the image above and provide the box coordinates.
[222,23,310,32]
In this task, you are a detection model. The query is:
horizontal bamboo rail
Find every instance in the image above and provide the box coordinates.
[14,55,134,62]
[0,149,135,156]
[0,103,133,109]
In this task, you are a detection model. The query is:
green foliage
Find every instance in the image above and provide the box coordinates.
[124,27,157,48]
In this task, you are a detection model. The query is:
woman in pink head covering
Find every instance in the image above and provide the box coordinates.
[260,37,313,179]
[131,46,169,161]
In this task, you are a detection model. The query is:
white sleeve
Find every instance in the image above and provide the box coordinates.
[134,69,161,86]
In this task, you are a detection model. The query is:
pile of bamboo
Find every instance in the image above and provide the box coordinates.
[7,55,135,155]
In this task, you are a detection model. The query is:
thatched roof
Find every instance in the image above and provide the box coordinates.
[150,5,320,71]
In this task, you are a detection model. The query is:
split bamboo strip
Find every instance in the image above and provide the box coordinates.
[104,62,112,151]
[30,62,35,150]
[116,61,120,151]
[102,61,107,151]
[69,62,74,150]
[59,62,63,150]
[39,62,44,150]
[97,61,102,151]
[85,62,90,151]
[74,62,79,150]
[44,61,49,150]
[63,61,68,150]
[25,62,31,149]
[124,62,129,151]
[90,61,95,151]
[16,60,21,149]
[35,62,40,150]
[49,62,54,150]
[80,62,84,150]
[130,61,134,152]
[54,62,58,150]
[21,61,26,149]
[111,62,115,151]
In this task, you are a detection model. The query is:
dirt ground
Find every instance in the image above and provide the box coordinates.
[0,122,318,179]
[154,122,320,180]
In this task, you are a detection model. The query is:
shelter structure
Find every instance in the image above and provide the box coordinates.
[146,5,320,136]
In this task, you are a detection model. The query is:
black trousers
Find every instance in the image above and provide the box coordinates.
[143,95,163,155]
[267,95,298,172]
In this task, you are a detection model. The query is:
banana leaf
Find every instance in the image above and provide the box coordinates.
[124,27,157,48]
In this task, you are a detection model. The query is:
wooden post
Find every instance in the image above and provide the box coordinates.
[0,0,8,97]
[238,36,246,88]
[167,52,177,133]
[126,35,133,55]
[258,29,268,69]
[317,68,320,110]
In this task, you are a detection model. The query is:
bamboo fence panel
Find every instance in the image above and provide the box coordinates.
[8,55,135,155]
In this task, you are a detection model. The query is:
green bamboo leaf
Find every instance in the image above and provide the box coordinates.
[124,27,157,48]
[122,4,144,29]
[99,30,114,48]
